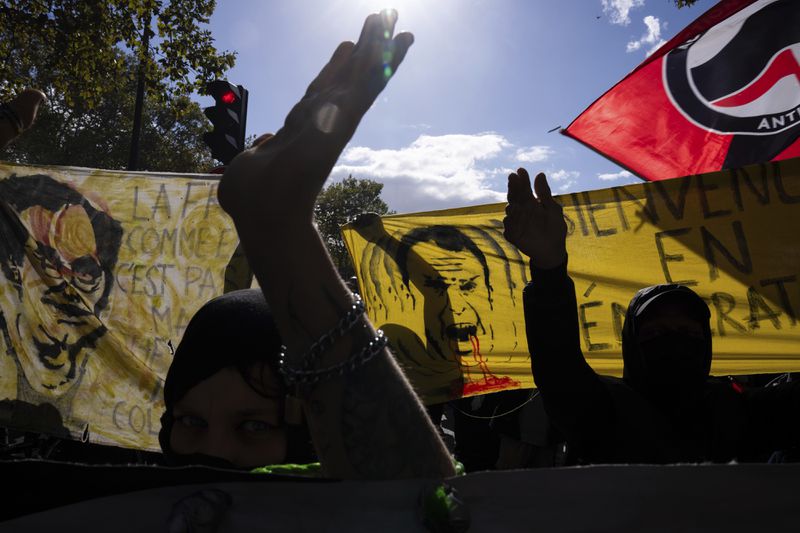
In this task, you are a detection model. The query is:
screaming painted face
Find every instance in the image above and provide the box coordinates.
[422,251,488,356]
[396,225,494,362]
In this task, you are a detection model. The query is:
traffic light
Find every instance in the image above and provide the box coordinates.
[202,80,248,164]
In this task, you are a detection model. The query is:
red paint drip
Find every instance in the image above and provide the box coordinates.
[461,335,520,396]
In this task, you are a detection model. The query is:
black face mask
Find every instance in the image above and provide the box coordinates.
[639,334,708,388]
[164,452,244,471]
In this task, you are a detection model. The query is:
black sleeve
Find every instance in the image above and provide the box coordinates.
[522,258,613,453]
[743,379,800,455]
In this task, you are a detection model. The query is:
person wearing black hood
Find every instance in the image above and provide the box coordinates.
[160,289,315,470]
[503,168,800,464]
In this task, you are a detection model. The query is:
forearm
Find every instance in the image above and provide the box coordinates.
[524,258,593,384]
[523,258,610,439]
[236,219,455,479]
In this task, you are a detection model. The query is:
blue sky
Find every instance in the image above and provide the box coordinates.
[203,0,716,213]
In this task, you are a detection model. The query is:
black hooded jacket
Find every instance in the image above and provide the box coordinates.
[522,259,800,464]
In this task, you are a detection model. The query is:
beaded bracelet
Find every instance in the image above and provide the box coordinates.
[0,103,23,135]
[280,330,388,386]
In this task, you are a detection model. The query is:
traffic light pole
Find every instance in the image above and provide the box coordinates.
[127,13,152,171]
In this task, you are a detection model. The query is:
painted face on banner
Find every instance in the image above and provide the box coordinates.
[391,224,523,397]
[421,251,489,357]
[393,225,502,363]
[0,176,121,397]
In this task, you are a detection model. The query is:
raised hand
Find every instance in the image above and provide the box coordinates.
[219,10,413,224]
[503,168,568,269]
[210,13,453,479]
[0,88,47,149]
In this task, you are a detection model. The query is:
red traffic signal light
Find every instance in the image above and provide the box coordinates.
[221,90,236,105]
[203,80,248,164]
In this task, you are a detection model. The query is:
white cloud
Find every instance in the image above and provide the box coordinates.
[602,0,644,26]
[597,170,634,181]
[546,169,580,192]
[332,133,511,213]
[646,39,667,56]
[627,15,666,56]
[516,145,554,163]
[492,167,517,175]
[550,169,580,182]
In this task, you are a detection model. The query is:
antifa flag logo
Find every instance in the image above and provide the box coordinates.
[664,0,800,169]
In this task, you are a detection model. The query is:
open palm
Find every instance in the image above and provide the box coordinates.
[503,168,568,269]
[219,11,413,224]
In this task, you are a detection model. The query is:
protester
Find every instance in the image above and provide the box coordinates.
[503,167,800,464]
[0,89,46,150]
[213,11,455,479]
[159,289,315,469]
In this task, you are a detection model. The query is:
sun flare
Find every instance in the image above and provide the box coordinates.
[337,0,439,26]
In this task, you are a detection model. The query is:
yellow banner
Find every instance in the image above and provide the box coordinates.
[0,162,238,450]
[343,159,800,404]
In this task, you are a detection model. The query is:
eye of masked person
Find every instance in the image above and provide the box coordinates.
[638,325,705,343]
[168,366,289,468]
[174,412,279,436]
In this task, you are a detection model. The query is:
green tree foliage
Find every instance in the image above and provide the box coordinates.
[673,0,699,7]
[4,52,216,172]
[0,1,234,172]
[0,0,235,109]
[314,176,393,278]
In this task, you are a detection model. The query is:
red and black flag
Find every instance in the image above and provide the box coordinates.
[564,0,800,181]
